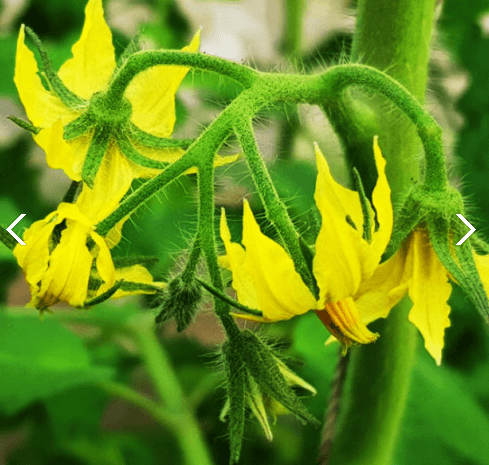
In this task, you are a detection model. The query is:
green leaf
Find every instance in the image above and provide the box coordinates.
[395,350,489,465]
[0,311,113,415]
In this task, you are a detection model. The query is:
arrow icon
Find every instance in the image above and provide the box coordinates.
[456,214,476,245]
[6,214,26,246]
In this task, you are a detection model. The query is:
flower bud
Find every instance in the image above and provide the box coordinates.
[155,277,202,332]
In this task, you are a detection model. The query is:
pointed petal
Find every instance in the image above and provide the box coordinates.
[247,380,273,442]
[35,119,87,181]
[407,231,451,365]
[355,245,410,325]
[370,137,393,262]
[13,212,58,298]
[58,0,115,98]
[313,145,372,304]
[474,252,489,298]
[75,145,134,223]
[91,231,116,294]
[112,264,165,298]
[126,30,200,137]
[14,25,74,127]
[220,203,316,321]
[38,221,93,308]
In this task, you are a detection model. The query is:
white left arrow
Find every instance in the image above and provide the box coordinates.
[456,214,476,245]
[6,214,26,246]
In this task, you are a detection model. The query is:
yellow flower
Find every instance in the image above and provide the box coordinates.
[14,0,203,192]
[358,229,489,365]
[220,137,393,350]
[14,185,164,310]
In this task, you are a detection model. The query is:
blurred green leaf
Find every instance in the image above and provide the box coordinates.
[395,350,489,465]
[0,311,113,415]
[0,197,23,262]
[0,36,18,96]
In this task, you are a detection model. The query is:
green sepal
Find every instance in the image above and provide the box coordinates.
[129,122,194,149]
[113,255,159,268]
[8,116,40,135]
[352,167,373,243]
[196,278,264,317]
[116,34,141,69]
[470,235,489,255]
[221,340,246,464]
[63,112,95,140]
[118,136,170,169]
[118,281,163,294]
[155,276,202,331]
[0,228,16,251]
[384,189,424,259]
[62,181,81,203]
[83,280,123,307]
[240,330,319,427]
[81,125,111,187]
[428,217,489,324]
[24,27,85,108]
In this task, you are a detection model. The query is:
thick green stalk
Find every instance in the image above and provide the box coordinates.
[328,1,436,464]
[128,315,214,465]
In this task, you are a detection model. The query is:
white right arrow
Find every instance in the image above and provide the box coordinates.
[6,214,26,246]
[456,214,476,245]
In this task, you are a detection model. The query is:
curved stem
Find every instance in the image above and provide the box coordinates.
[128,314,214,465]
[106,51,260,104]
[320,65,446,191]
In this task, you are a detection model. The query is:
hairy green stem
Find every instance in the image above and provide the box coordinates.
[282,0,303,58]
[128,314,214,465]
[198,159,241,340]
[235,119,316,294]
[106,50,260,105]
[181,235,202,283]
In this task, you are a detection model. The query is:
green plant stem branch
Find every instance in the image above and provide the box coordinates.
[282,0,303,58]
[235,119,316,294]
[128,314,214,465]
[0,229,16,251]
[198,158,241,340]
[321,65,446,192]
[98,379,176,428]
[106,51,260,105]
[181,235,202,283]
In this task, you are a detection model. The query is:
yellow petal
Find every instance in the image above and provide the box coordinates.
[370,137,393,262]
[407,231,451,365]
[35,119,87,181]
[313,144,372,304]
[126,30,201,137]
[38,221,93,308]
[91,231,116,294]
[14,25,75,127]
[355,244,410,325]
[75,144,134,223]
[13,212,58,296]
[220,203,316,321]
[111,264,165,299]
[58,0,116,99]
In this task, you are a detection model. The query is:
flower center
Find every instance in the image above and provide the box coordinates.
[315,296,378,351]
